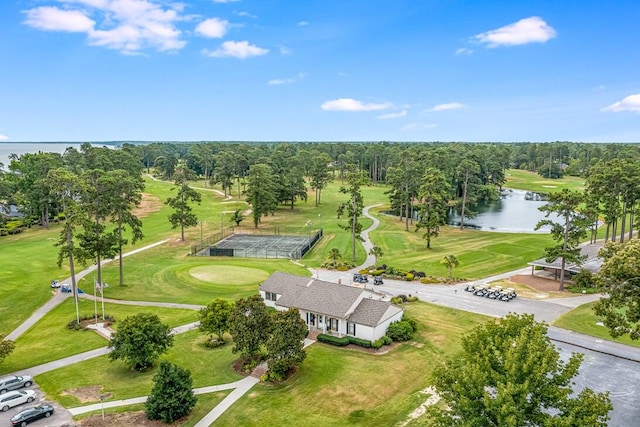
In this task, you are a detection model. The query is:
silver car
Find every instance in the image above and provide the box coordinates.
[0,390,36,412]
[0,375,33,394]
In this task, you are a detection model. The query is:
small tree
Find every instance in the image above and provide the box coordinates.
[0,336,15,364]
[229,295,271,358]
[266,308,308,381]
[145,361,197,423]
[167,167,202,241]
[231,209,244,226]
[429,313,612,426]
[369,245,383,266]
[199,299,233,343]
[108,313,174,371]
[441,254,459,280]
[327,248,342,268]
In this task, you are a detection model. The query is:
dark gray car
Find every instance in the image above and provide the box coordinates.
[0,376,33,394]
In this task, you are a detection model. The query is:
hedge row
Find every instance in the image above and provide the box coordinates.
[317,334,372,348]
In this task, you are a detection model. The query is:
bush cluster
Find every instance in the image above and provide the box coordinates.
[390,294,419,304]
[366,264,425,281]
[387,316,418,341]
[67,314,115,330]
[372,335,392,349]
[317,334,373,348]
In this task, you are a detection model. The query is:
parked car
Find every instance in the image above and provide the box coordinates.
[373,276,384,285]
[50,280,60,288]
[0,390,36,412]
[0,375,33,394]
[10,404,54,426]
[60,284,72,293]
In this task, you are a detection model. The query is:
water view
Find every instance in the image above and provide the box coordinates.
[448,189,554,233]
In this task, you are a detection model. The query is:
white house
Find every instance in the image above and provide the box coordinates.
[259,271,403,342]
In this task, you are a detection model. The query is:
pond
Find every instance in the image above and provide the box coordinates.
[448,189,555,233]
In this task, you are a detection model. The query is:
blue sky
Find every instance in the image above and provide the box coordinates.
[1,0,639,142]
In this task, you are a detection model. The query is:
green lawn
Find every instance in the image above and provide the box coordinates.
[37,330,242,408]
[0,298,198,375]
[214,302,488,426]
[72,391,231,426]
[552,301,640,349]
[87,247,310,304]
[504,169,585,193]
[368,206,554,280]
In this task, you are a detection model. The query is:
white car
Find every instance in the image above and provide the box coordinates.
[0,390,36,412]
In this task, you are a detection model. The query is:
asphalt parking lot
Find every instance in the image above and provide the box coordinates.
[0,384,74,427]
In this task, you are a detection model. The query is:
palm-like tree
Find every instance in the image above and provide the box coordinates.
[369,245,383,266]
[441,255,459,280]
[327,248,342,268]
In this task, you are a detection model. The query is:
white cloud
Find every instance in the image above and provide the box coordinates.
[602,94,640,113]
[455,47,473,55]
[23,6,95,32]
[321,98,391,112]
[298,21,309,26]
[236,11,257,18]
[23,0,187,54]
[278,45,292,55]
[195,18,228,38]
[377,110,407,119]
[268,72,306,85]
[429,102,465,112]
[0,134,9,140]
[474,16,556,47]
[203,40,268,58]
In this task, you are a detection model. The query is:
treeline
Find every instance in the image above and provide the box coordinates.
[3,141,640,244]
[0,143,144,321]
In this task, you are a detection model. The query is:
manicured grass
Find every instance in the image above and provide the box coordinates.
[72,391,231,426]
[368,206,554,280]
[213,302,489,426]
[36,330,242,407]
[504,169,585,193]
[0,298,198,375]
[552,302,640,349]
[87,246,311,304]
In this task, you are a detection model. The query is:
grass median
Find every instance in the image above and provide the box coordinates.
[37,329,242,408]
[0,298,198,375]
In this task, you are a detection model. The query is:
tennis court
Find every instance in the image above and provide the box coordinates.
[197,228,323,259]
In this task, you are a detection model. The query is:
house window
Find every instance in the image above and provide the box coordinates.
[347,322,356,335]
[327,318,338,331]
[309,313,316,326]
[264,292,277,301]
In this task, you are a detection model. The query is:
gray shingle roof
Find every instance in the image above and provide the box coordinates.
[259,272,371,319]
[348,299,403,327]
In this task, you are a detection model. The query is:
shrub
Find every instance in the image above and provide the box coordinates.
[317,334,372,348]
[420,276,441,284]
[349,337,371,348]
[318,334,350,346]
[405,273,415,281]
[372,339,383,349]
[390,296,403,304]
[371,269,385,276]
[382,335,392,345]
[387,319,416,341]
[406,296,419,302]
